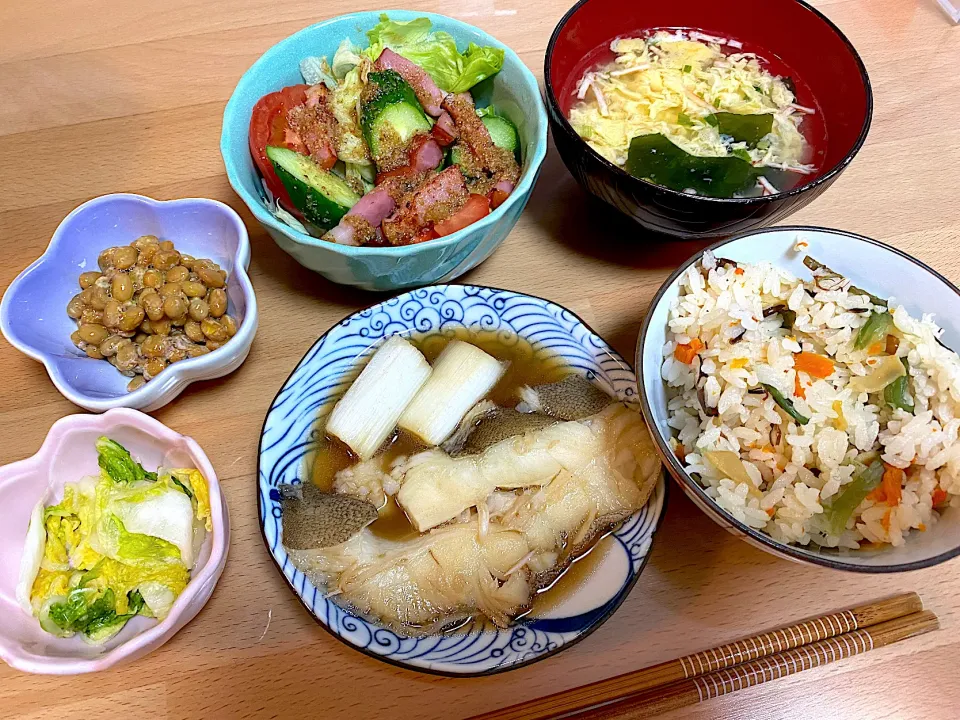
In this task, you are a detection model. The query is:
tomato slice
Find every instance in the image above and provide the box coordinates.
[489,187,511,209]
[248,85,309,209]
[412,227,439,244]
[433,194,491,237]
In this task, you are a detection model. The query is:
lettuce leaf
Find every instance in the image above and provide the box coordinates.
[331,38,363,80]
[299,56,336,88]
[96,437,157,484]
[363,14,504,93]
[45,586,151,644]
[330,63,374,165]
[366,14,433,50]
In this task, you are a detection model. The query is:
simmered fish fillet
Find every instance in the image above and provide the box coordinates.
[288,402,661,633]
[289,522,531,632]
[397,419,597,531]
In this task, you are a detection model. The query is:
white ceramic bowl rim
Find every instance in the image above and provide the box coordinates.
[0,408,229,674]
[220,9,549,258]
[0,193,258,412]
[637,225,960,573]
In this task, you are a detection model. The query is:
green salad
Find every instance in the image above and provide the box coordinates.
[17,438,212,644]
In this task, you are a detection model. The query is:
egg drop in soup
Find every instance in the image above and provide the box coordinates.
[567,29,826,198]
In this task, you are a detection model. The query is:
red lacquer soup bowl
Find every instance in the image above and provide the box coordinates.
[545,0,872,240]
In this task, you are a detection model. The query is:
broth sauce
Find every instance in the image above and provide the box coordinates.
[308,328,572,542]
[304,328,630,631]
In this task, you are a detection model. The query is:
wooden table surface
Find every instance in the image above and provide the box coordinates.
[1,0,958,718]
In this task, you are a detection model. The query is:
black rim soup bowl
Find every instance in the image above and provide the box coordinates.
[544,0,873,240]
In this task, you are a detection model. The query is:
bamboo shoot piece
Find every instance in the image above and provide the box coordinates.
[398,340,506,445]
[326,336,432,460]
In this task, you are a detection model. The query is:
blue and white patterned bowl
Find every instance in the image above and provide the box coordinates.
[258,285,667,674]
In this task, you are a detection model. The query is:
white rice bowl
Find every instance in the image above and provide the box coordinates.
[639,228,960,571]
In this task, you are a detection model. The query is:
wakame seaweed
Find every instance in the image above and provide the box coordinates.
[714,112,774,146]
[625,134,759,197]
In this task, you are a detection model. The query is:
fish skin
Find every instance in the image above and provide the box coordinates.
[280,482,379,549]
[523,375,615,420]
[452,407,558,457]
[290,404,663,634]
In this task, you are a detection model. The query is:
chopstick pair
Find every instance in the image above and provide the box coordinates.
[471,592,937,720]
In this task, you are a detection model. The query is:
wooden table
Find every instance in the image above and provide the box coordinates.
[1,1,958,718]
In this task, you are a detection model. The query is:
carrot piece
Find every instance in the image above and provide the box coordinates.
[932,487,948,507]
[881,508,892,532]
[918,523,926,532]
[867,341,885,355]
[794,352,835,378]
[673,338,703,364]
[882,464,903,506]
[794,373,806,399]
[675,443,687,463]
[869,463,904,506]
[734,267,745,276]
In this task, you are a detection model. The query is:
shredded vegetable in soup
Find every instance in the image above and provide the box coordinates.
[568,30,820,198]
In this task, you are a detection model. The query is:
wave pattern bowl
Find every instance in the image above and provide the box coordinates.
[0,194,257,412]
[638,227,960,572]
[221,11,548,291]
[0,409,229,674]
[545,0,872,239]
[259,285,666,674]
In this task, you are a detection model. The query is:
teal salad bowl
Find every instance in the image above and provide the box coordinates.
[221,10,548,292]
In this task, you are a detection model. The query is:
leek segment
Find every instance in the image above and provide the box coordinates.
[326,336,432,460]
[398,340,505,446]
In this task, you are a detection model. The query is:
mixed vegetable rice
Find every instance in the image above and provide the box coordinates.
[661,242,960,549]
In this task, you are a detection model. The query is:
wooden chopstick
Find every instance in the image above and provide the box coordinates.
[582,610,939,720]
[471,592,925,720]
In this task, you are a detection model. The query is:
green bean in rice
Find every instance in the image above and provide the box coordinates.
[662,242,960,550]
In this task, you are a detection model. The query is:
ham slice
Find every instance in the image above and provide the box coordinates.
[375,48,446,116]
[323,188,397,246]
[349,188,397,225]
[411,137,444,173]
[442,93,520,192]
[286,85,338,169]
[382,167,469,245]
[432,111,459,146]
[376,136,444,185]
[325,224,360,246]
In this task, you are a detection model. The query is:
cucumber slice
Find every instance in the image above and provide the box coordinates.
[481,115,520,160]
[361,70,431,161]
[266,146,360,230]
[449,145,466,167]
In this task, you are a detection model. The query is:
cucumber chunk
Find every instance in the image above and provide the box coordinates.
[361,70,431,162]
[266,146,360,230]
[481,115,520,158]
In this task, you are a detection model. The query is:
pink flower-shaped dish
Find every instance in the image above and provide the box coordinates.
[0,409,230,674]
